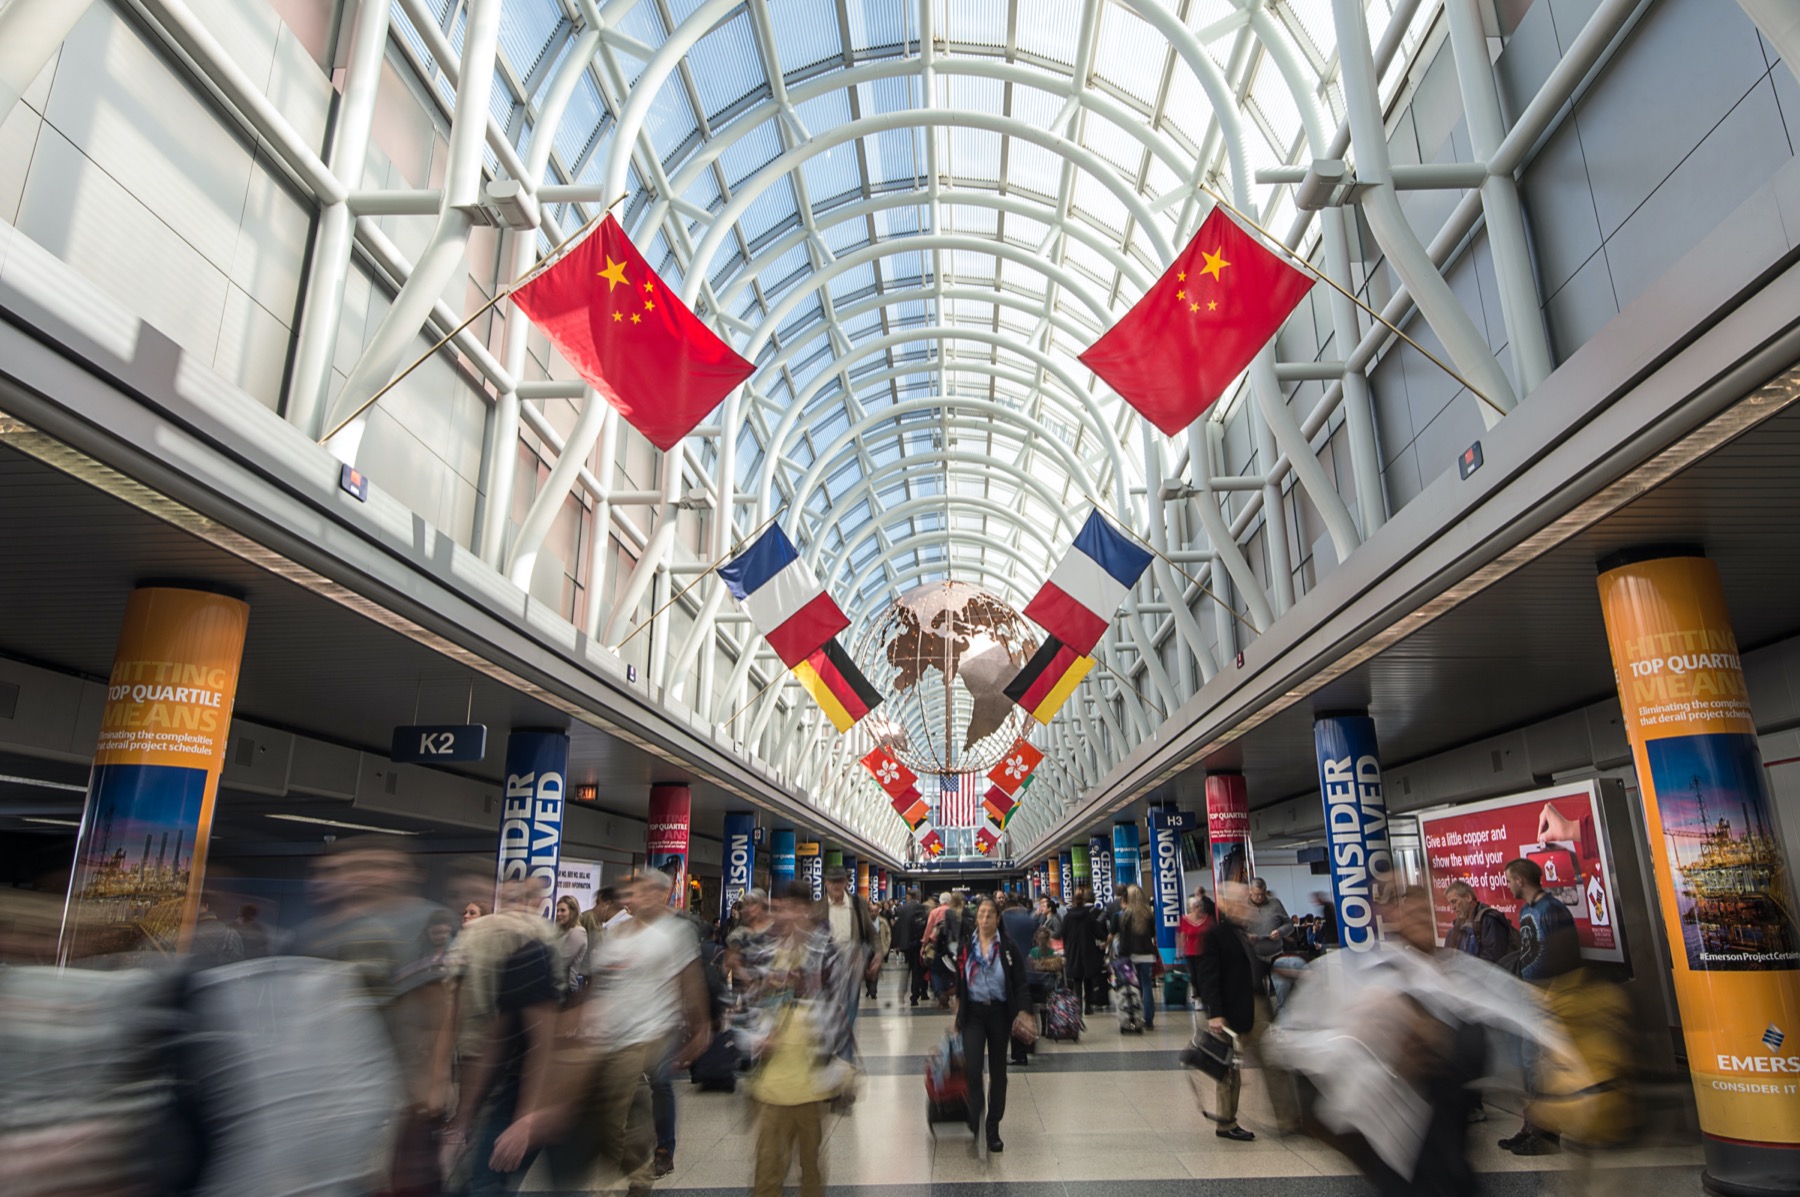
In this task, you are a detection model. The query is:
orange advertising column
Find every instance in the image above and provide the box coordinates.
[60,588,249,962]
[1597,551,1800,1193]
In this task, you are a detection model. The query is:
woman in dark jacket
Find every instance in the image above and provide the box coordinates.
[954,897,1029,1155]
[1058,888,1109,1013]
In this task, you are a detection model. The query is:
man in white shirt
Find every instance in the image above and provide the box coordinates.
[814,867,879,1070]
[552,871,709,1193]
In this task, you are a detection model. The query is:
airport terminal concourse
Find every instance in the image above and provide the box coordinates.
[3,0,1800,1194]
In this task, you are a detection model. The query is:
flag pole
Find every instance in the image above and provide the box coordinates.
[319,193,630,445]
[1089,653,1168,721]
[1081,494,1262,636]
[1191,183,1508,420]
[610,503,788,651]
[720,668,787,731]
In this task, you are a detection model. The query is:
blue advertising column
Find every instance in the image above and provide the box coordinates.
[770,829,797,891]
[797,840,823,899]
[1058,849,1074,899]
[721,811,756,919]
[1088,834,1115,907]
[498,731,569,920]
[1113,820,1141,890]
[842,852,858,887]
[1148,807,1198,962]
[1313,714,1394,952]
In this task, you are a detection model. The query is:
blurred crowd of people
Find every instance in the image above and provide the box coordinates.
[0,845,1658,1197]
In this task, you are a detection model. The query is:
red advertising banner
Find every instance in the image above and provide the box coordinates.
[1205,773,1251,896]
[1418,780,1624,964]
[646,783,692,909]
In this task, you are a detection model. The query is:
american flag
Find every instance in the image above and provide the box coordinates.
[936,772,982,829]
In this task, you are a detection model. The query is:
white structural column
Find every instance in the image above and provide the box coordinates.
[287,0,393,439]
[1332,0,1517,431]
[1739,0,1800,83]
[324,0,504,463]
[0,0,93,132]
[1445,0,1553,398]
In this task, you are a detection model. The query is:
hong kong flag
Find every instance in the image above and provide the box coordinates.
[861,747,918,799]
[510,215,754,451]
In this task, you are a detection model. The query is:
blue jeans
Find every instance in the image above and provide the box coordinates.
[652,1035,676,1155]
[467,1075,536,1194]
[1133,962,1157,1027]
[1270,954,1309,1009]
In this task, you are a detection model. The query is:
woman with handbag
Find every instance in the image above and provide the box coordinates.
[954,898,1031,1157]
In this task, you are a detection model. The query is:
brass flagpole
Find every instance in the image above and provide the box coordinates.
[319,193,628,445]
[610,503,789,651]
[1191,182,1507,419]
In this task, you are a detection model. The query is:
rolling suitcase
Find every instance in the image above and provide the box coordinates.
[925,1030,970,1130]
[1045,984,1084,1042]
[1162,969,1189,1009]
[689,1029,741,1091]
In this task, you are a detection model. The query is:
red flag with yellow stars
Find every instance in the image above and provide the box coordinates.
[510,215,754,451]
[1078,207,1313,436]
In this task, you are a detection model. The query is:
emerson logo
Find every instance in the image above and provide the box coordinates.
[1717,1025,1798,1075]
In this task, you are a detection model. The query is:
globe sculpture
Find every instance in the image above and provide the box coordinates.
[852,580,1040,777]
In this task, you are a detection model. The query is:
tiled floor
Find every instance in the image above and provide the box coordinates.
[521,963,1705,1195]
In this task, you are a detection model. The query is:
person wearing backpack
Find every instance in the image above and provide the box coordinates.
[1445,882,1514,964]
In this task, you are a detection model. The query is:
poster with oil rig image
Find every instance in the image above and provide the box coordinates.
[1645,733,1799,972]
[62,762,209,958]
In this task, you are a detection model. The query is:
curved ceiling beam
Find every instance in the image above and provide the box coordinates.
[767,327,1132,526]
[681,109,1176,310]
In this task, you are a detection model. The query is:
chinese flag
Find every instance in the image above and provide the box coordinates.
[1078,207,1313,436]
[510,215,754,451]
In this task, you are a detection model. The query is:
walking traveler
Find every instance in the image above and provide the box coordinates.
[1112,886,1160,1030]
[928,893,971,1009]
[554,895,590,992]
[1498,857,1580,1157]
[895,887,929,1006]
[816,866,881,1066]
[1178,893,1214,1015]
[746,882,852,1197]
[866,906,892,1001]
[1058,888,1108,1014]
[954,898,1030,1156]
[1194,882,1299,1142]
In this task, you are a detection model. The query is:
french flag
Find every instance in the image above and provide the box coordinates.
[1023,511,1153,655]
[717,524,849,669]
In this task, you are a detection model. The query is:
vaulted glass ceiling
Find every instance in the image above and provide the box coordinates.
[399,0,1436,624]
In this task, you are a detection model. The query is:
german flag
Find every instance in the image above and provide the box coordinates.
[793,637,882,732]
[1004,635,1094,723]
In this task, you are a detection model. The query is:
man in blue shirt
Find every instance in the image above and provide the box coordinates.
[1498,857,1579,1156]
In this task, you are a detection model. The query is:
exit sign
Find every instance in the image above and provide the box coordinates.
[390,724,488,763]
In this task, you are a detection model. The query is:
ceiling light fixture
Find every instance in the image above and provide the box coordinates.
[22,817,81,827]
[266,813,417,836]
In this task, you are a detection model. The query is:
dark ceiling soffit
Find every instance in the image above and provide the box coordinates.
[0,308,896,865]
[1040,250,1800,848]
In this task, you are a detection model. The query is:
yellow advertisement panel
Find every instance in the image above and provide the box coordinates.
[61,588,249,961]
[1597,555,1800,1152]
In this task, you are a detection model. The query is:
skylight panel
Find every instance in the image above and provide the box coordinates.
[1093,3,1164,108]
[497,0,565,82]
[1004,138,1062,200]
[739,176,802,244]
[642,79,701,162]
[826,260,879,302]
[1081,111,1147,176]
[769,0,848,72]
[866,128,924,186]
[717,117,786,189]
[844,0,907,53]
[551,76,607,169]
[946,127,1003,183]
[613,3,668,86]
[1014,0,1082,65]
[685,14,768,120]
[802,138,865,205]
[1072,171,1130,236]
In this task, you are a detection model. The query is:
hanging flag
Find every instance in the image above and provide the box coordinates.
[937,773,982,829]
[862,746,918,799]
[793,638,881,732]
[987,739,1044,795]
[1005,635,1094,724]
[510,215,755,451]
[975,826,1000,857]
[717,524,848,669]
[897,796,931,830]
[1023,510,1153,656]
[982,785,1017,828]
[918,829,945,856]
[1077,206,1314,435]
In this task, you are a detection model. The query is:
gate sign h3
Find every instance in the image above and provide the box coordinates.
[1148,808,1197,963]
[391,723,488,764]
